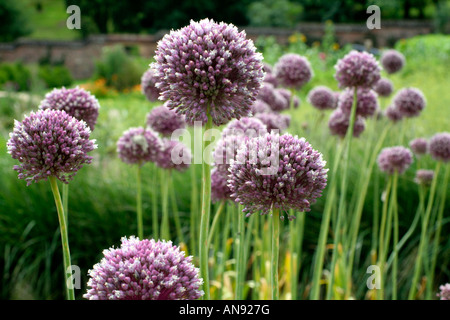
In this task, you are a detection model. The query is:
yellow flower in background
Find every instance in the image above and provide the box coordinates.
[332,43,340,51]
[300,34,307,43]
[313,41,320,48]
[288,32,307,44]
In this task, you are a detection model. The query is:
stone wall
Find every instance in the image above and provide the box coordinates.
[0,21,438,80]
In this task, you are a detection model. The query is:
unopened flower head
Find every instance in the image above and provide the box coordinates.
[307,86,337,111]
[141,68,161,102]
[228,133,328,218]
[221,117,268,139]
[84,236,204,300]
[7,109,97,185]
[151,18,264,126]
[429,132,450,162]
[334,50,381,89]
[414,169,434,186]
[276,88,300,109]
[328,108,366,138]
[39,86,100,130]
[373,78,394,97]
[393,87,426,118]
[156,139,191,172]
[385,105,403,123]
[257,82,288,112]
[274,53,313,89]
[377,146,413,175]
[117,127,162,165]
[409,138,428,156]
[437,283,450,300]
[146,103,186,137]
[211,167,232,202]
[380,49,405,74]
[255,112,291,133]
[338,87,379,118]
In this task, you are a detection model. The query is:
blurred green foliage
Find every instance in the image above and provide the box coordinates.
[0,62,32,92]
[37,65,74,89]
[0,0,32,42]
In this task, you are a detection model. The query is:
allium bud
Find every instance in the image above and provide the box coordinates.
[228,133,328,218]
[84,236,204,300]
[429,132,450,162]
[414,169,434,186]
[328,108,366,138]
[373,78,394,97]
[338,87,379,118]
[117,127,162,165]
[380,49,405,74]
[39,86,100,131]
[151,19,264,126]
[307,86,337,111]
[274,53,313,89]
[393,87,426,118]
[377,146,413,175]
[334,50,381,89]
[141,68,161,102]
[255,112,291,133]
[385,105,403,123]
[409,138,428,156]
[146,104,186,137]
[156,139,191,171]
[7,109,97,185]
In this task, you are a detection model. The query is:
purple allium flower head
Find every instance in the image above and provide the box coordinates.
[141,68,161,102]
[211,167,232,202]
[273,53,313,89]
[221,116,267,139]
[255,112,291,133]
[334,50,381,89]
[307,86,337,111]
[257,82,288,112]
[39,86,100,131]
[409,138,428,156]
[328,108,366,138]
[385,105,403,123]
[380,49,405,74]
[117,127,162,165]
[214,134,246,173]
[377,146,413,175]
[83,236,204,300]
[392,87,426,118]
[156,139,191,171]
[414,169,434,186]
[250,99,272,115]
[373,78,394,97]
[7,109,97,186]
[429,132,450,162]
[437,283,450,300]
[276,88,300,109]
[146,103,186,137]
[263,72,279,87]
[338,87,379,118]
[151,18,264,126]
[228,133,328,218]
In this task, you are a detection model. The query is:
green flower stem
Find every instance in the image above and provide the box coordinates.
[169,172,184,244]
[289,88,296,110]
[391,170,399,300]
[235,204,246,300]
[271,208,280,300]
[49,176,74,300]
[426,162,448,299]
[151,163,159,239]
[136,165,144,239]
[160,169,170,240]
[190,162,198,256]
[290,210,305,300]
[409,161,441,300]
[62,183,69,227]
[199,114,213,300]
[207,200,225,249]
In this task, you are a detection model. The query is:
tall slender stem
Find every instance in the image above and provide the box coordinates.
[169,171,184,244]
[62,183,69,227]
[378,175,392,300]
[136,165,143,239]
[235,205,246,300]
[160,169,170,240]
[271,208,280,300]
[151,163,159,239]
[49,176,75,300]
[391,171,399,300]
[199,114,213,300]
[207,200,225,248]
[190,162,198,255]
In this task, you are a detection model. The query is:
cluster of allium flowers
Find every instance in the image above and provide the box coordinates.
[211,168,232,202]
[307,86,337,111]
[437,283,450,300]
[385,105,403,123]
[409,138,428,156]
[257,82,288,112]
[414,169,434,186]
[263,72,278,87]
[273,53,313,89]
[156,139,191,172]
[39,86,100,130]
[214,134,249,173]
[338,87,379,118]
[255,112,291,132]
[377,146,413,175]
[380,49,405,74]
[141,68,161,102]
[373,78,394,97]
[117,127,162,165]
[7,109,97,185]
[151,18,264,126]
[221,117,267,139]
[146,104,186,137]
[228,133,328,218]
[250,99,272,115]
[429,132,450,162]
[83,236,204,300]
[392,87,426,118]
[334,50,381,89]
[328,108,366,138]
[276,88,300,109]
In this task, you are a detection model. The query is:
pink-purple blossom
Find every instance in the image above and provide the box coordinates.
[273,53,313,89]
[429,132,450,162]
[409,138,428,156]
[307,86,337,111]
[141,68,161,102]
[338,87,379,118]
[156,139,191,171]
[392,87,426,118]
[373,78,394,97]
[146,104,186,137]
[377,146,413,175]
[328,108,366,138]
[380,49,405,74]
[334,50,381,89]
[117,127,162,165]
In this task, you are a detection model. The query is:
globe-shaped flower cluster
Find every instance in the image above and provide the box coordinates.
[373,78,394,97]
[117,127,162,165]
[146,104,186,137]
[338,87,379,118]
[377,146,413,175]
[141,68,161,102]
[414,169,434,186]
[409,138,428,156]
[156,139,192,172]
[380,49,405,74]
[392,87,426,118]
[429,132,450,162]
[307,86,337,111]
[273,53,313,89]
[328,108,366,138]
[334,50,381,89]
